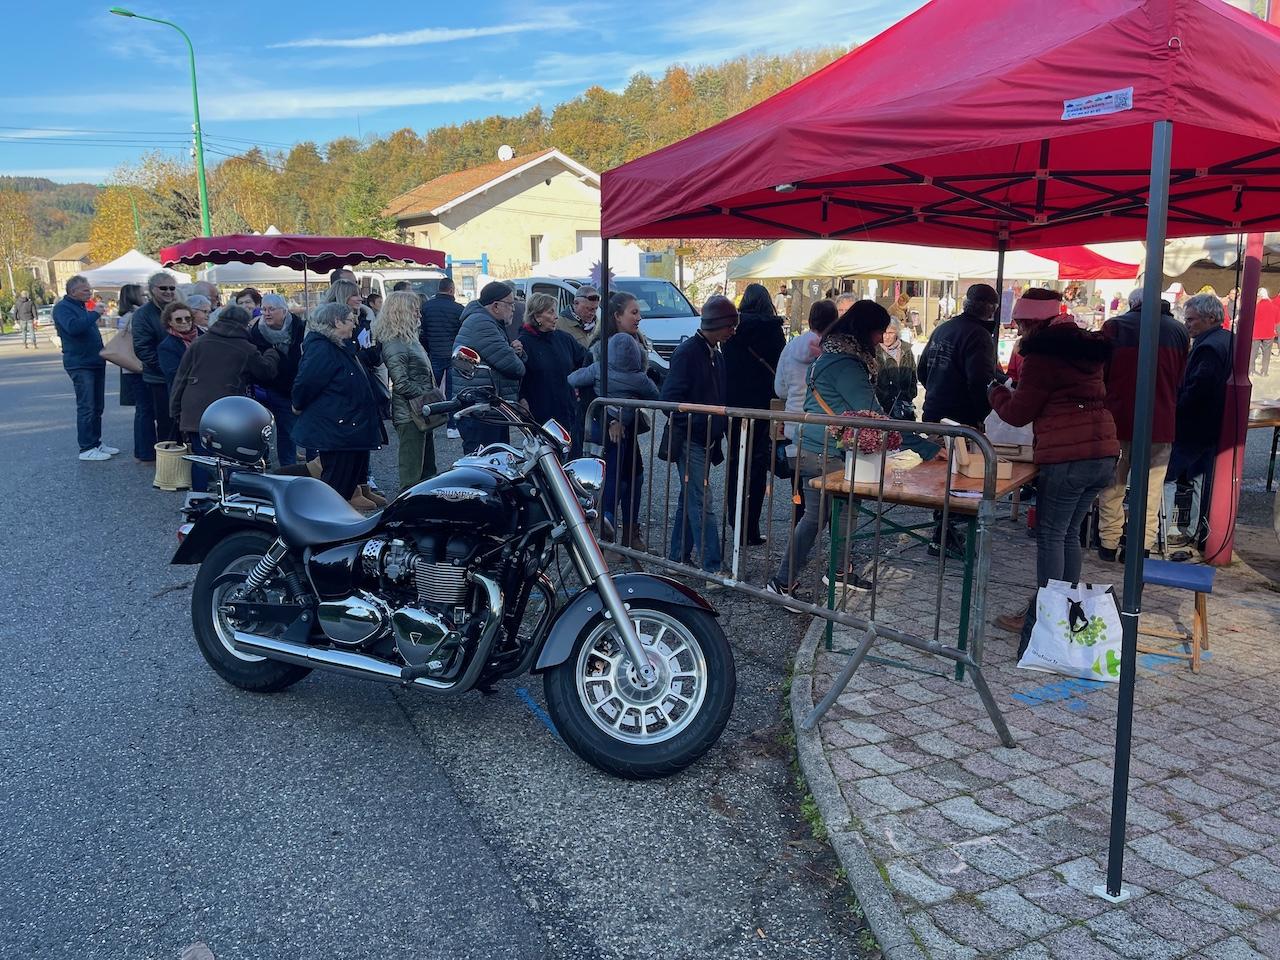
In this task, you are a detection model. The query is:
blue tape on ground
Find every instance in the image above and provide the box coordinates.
[516,686,563,743]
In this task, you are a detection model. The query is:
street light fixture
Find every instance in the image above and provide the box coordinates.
[109,6,212,237]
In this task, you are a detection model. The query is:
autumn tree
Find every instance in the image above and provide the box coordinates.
[338,157,394,238]
[88,186,140,263]
[0,189,35,299]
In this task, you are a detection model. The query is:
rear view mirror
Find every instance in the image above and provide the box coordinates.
[453,345,482,379]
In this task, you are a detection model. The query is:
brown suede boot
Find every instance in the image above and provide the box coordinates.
[359,484,387,508]
[348,491,377,512]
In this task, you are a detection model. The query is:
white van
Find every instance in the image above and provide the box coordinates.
[356,267,449,302]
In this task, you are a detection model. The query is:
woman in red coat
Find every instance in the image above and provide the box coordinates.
[987,288,1120,653]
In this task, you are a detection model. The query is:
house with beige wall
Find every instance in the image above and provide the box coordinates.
[383,150,600,280]
[49,242,93,292]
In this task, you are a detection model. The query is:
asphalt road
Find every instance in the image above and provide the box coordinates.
[0,336,869,960]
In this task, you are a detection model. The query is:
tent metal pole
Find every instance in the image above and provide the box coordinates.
[1099,119,1173,904]
[993,238,1007,341]
[600,238,611,401]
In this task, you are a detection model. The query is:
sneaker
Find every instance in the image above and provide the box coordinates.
[366,476,380,492]
[765,578,812,610]
[1166,532,1194,548]
[446,427,461,440]
[97,443,120,455]
[820,569,874,592]
[78,446,112,461]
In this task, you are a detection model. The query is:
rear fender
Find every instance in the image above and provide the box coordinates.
[171,509,274,565]
[532,573,716,672]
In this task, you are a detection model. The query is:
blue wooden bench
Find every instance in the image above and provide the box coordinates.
[1137,558,1214,672]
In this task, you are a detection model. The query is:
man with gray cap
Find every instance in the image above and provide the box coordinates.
[561,285,600,350]
[452,280,525,451]
[660,295,737,575]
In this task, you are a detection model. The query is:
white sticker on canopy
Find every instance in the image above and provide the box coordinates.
[1062,87,1134,121]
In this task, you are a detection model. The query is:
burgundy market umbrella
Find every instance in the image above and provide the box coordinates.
[158,234,446,294]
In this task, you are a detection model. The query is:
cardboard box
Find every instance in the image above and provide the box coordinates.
[947,434,1013,479]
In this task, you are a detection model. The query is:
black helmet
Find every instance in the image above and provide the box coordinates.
[199,395,274,465]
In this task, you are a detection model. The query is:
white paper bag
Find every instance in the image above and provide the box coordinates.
[1017,579,1123,682]
[984,410,1034,447]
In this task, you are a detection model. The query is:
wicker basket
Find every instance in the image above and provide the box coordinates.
[154,441,192,491]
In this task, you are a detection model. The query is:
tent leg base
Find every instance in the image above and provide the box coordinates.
[1092,884,1133,904]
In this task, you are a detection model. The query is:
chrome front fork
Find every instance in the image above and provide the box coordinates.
[536,450,657,686]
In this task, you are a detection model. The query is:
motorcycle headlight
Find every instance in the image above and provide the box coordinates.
[565,457,606,501]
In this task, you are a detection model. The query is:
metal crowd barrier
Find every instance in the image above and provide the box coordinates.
[584,396,1017,748]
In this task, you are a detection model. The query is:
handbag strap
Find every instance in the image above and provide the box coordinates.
[748,346,776,377]
[807,361,838,417]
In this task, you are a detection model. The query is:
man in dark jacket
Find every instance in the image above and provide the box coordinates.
[131,271,179,441]
[722,282,786,544]
[170,305,280,491]
[1097,289,1190,560]
[661,295,736,574]
[1165,293,1232,550]
[420,278,465,438]
[918,282,1002,427]
[53,275,118,460]
[918,282,1001,555]
[14,292,37,348]
[452,281,525,451]
[248,293,308,466]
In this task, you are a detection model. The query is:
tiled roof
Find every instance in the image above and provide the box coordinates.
[383,149,562,219]
[51,242,92,262]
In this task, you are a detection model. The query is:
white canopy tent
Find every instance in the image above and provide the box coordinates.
[79,249,190,289]
[534,239,645,278]
[727,239,1069,282]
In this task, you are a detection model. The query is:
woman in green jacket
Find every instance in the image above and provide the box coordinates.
[374,291,445,489]
[769,300,937,600]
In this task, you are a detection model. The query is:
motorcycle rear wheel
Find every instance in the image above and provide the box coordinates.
[543,602,735,779]
[191,531,312,693]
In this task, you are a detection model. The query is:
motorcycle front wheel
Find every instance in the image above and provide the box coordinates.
[543,602,735,779]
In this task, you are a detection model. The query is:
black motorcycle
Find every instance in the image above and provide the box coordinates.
[172,353,735,779]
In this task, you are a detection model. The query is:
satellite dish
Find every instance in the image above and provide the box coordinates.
[497,144,515,162]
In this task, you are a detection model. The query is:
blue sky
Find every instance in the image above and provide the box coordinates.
[0,0,924,185]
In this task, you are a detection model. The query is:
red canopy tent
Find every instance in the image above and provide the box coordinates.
[1028,247,1139,281]
[604,0,1280,247]
[159,234,445,275]
[600,0,1280,902]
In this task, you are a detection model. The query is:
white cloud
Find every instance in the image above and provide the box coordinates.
[271,17,572,49]
[0,129,83,140]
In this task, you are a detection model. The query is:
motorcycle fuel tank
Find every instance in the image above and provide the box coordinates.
[380,466,517,533]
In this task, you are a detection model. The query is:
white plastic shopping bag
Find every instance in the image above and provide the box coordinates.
[983,410,1034,447]
[1017,579,1123,682]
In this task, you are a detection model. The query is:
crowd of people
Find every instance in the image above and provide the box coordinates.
[44,264,1252,637]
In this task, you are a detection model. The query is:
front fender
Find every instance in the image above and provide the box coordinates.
[171,510,273,565]
[533,573,717,672]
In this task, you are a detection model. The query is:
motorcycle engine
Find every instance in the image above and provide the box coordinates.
[355,535,486,674]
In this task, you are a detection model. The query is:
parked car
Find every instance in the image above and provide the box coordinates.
[34,306,54,328]
[356,268,449,303]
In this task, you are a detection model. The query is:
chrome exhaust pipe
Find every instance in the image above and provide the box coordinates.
[232,572,504,697]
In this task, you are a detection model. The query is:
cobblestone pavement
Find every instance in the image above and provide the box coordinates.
[794,487,1280,959]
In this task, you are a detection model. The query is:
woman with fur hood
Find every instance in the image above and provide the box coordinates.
[988,288,1120,650]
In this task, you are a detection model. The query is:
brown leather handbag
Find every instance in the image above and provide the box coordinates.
[100,315,143,373]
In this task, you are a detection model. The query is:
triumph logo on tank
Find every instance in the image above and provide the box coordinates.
[431,487,486,501]
[1062,87,1134,121]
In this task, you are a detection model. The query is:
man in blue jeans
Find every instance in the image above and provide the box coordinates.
[53,275,119,461]
[662,296,737,574]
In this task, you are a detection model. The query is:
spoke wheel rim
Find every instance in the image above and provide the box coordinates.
[211,555,274,663]
[574,610,707,745]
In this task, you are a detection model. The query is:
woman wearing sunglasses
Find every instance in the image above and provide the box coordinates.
[157,301,202,393]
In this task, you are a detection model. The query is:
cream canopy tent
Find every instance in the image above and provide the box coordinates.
[533,239,645,278]
[726,239,1102,282]
[78,249,190,289]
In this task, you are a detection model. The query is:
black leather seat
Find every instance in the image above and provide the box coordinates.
[229,473,381,548]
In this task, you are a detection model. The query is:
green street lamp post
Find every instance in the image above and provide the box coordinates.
[109,6,212,237]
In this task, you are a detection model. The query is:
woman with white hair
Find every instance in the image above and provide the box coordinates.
[291,302,381,503]
[186,294,211,329]
[249,293,308,466]
[374,291,445,488]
